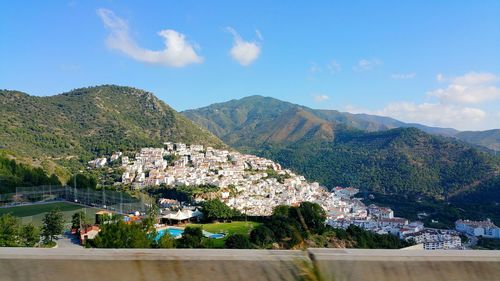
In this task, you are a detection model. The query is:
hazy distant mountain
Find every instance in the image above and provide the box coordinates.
[0,85,224,178]
[183,95,499,199]
[455,129,500,152]
[184,95,498,150]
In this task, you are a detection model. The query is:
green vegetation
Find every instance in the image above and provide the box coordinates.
[163,154,179,164]
[258,129,498,199]
[202,199,241,222]
[189,221,260,236]
[0,85,225,182]
[449,176,500,225]
[455,129,500,151]
[0,153,61,193]
[476,237,500,250]
[20,223,40,247]
[264,169,291,184]
[250,225,274,247]
[41,209,65,243]
[249,203,326,249]
[156,233,175,248]
[224,233,252,249]
[87,202,410,250]
[0,214,40,247]
[183,95,499,201]
[331,225,411,249]
[92,219,153,248]
[185,221,260,248]
[245,203,411,250]
[177,226,204,248]
[364,192,466,228]
[365,185,500,227]
[0,202,83,217]
[67,174,97,190]
[147,184,220,203]
[0,202,103,226]
[71,211,90,230]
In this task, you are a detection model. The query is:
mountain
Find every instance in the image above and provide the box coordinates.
[454,129,500,152]
[183,95,499,199]
[0,152,61,193]
[183,95,492,147]
[0,85,224,179]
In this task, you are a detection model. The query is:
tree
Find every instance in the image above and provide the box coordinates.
[0,154,61,193]
[93,221,153,248]
[272,205,291,218]
[41,208,64,243]
[49,174,62,186]
[178,226,203,248]
[157,233,176,248]
[0,214,21,247]
[71,211,90,231]
[250,225,275,247]
[225,234,252,249]
[142,205,159,233]
[20,224,40,247]
[266,217,296,240]
[69,173,97,189]
[0,214,40,247]
[202,199,238,222]
[295,202,326,233]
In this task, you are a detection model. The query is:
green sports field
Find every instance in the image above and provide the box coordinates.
[188,221,261,235]
[186,221,261,248]
[0,201,104,227]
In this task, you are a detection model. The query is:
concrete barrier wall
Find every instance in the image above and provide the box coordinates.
[0,248,499,281]
[309,249,500,281]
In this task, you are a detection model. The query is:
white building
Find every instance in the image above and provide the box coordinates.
[455,219,500,238]
[404,229,462,250]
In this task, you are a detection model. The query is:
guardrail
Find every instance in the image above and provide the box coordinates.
[0,248,499,281]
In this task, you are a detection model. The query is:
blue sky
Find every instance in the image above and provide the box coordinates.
[1,0,499,130]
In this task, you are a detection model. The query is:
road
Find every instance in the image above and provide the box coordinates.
[55,231,82,249]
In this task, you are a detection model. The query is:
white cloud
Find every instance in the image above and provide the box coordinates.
[354,58,382,71]
[374,102,486,129]
[308,60,341,75]
[453,72,497,85]
[226,27,261,66]
[97,8,203,67]
[313,94,330,102]
[309,62,320,73]
[255,29,263,41]
[391,73,416,79]
[436,73,445,82]
[345,71,499,130]
[428,72,500,104]
[327,60,341,73]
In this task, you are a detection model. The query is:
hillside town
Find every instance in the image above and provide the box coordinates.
[86,142,500,250]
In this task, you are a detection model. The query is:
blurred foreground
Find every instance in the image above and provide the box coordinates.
[0,248,499,281]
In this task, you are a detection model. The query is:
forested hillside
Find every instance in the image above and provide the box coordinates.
[257,128,498,199]
[455,129,500,151]
[184,96,500,200]
[0,153,61,193]
[0,85,224,180]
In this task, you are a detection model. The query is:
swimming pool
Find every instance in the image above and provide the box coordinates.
[155,228,226,240]
[155,228,184,240]
[208,233,225,239]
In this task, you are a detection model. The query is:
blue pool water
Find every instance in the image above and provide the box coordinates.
[208,233,225,239]
[155,228,184,240]
[155,228,226,240]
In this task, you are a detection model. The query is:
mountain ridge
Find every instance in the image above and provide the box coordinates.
[0,85,225,180]
[182,95,499,200]
[183,95,498,151]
